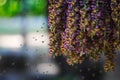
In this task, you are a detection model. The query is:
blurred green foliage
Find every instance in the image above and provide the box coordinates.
[0,0,47,17]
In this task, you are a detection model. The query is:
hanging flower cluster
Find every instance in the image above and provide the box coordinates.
[48,0,120,72]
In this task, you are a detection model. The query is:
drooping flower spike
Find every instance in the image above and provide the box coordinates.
[48,0,120,72]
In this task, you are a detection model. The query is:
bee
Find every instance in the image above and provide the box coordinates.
[93,10,97,13]
[50,27,56,34]
[104,60,111,72]
[79,57,84,64]
[104,40,107,48]
[73,58,78,64]
[67,58,73,66]
[49,33,54,37]
[69,12,75,17]
[104,59,115,72]
[61,48,67,54]
[75,7,79,12]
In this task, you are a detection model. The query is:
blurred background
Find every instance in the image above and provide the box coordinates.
[0,0,119,80]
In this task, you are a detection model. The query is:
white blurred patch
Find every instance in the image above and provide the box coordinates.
[26,33,49,47]
[36,63,60,75]
[0,35,23,48]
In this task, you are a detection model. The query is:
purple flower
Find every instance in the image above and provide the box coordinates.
[97,12,101,17]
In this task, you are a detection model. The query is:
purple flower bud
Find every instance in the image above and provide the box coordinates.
[97,12,101,17]
[87,27,90,31]
[72,33,75,39]
[95,26,99,28]
[64,44,68,49]
[65,28,69,33]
